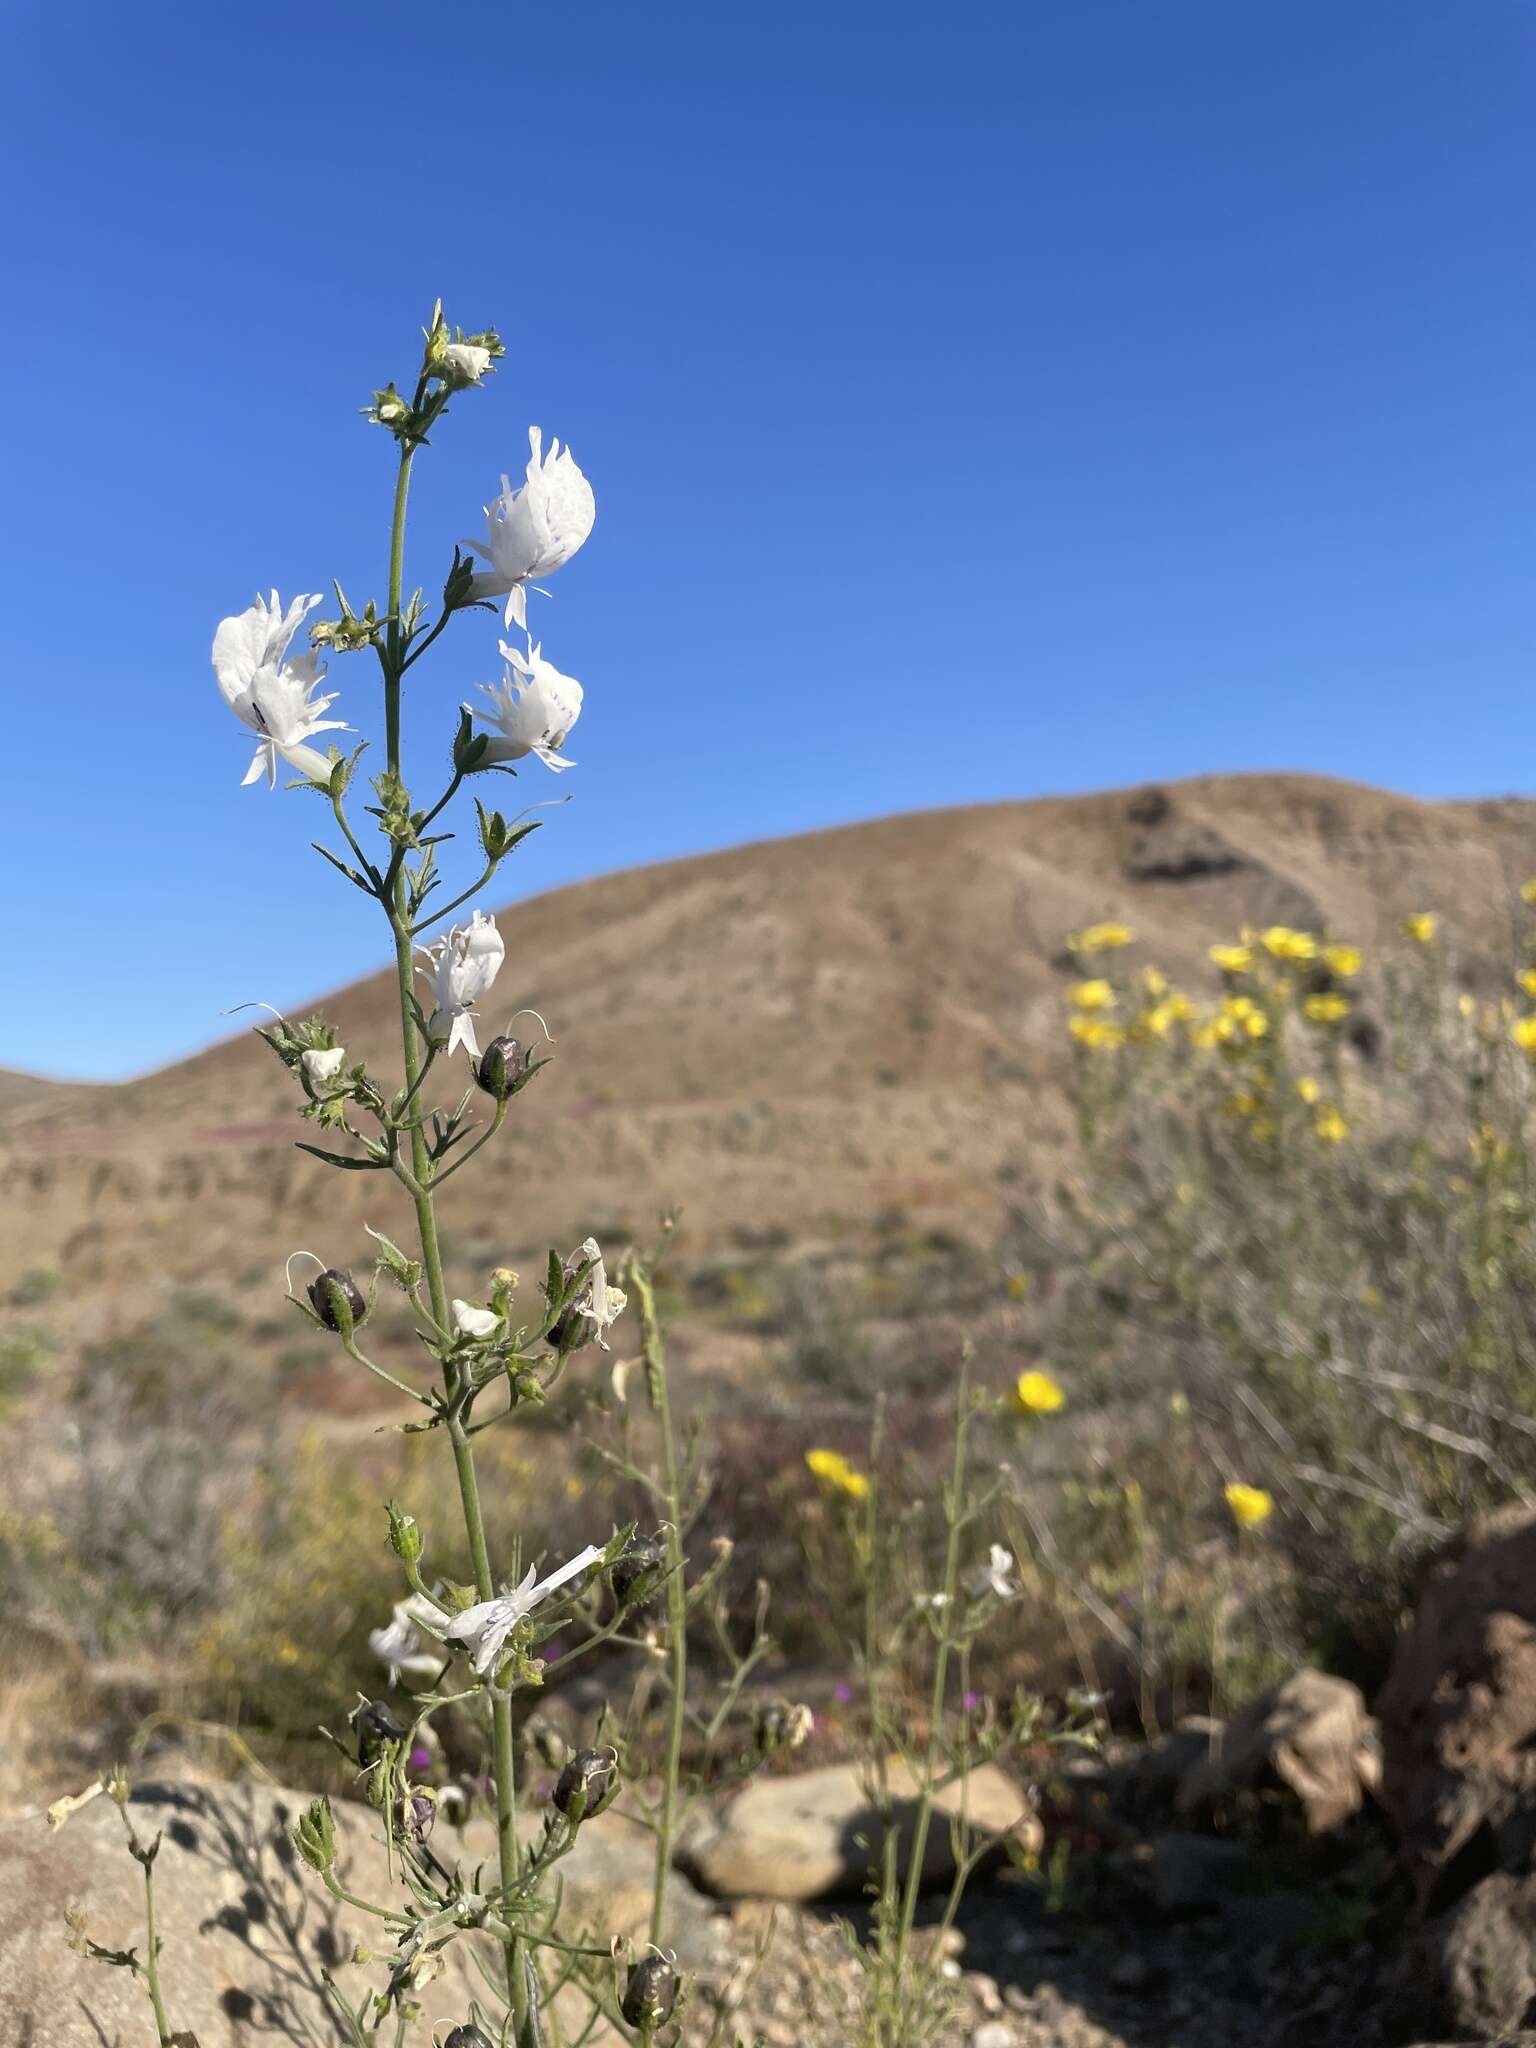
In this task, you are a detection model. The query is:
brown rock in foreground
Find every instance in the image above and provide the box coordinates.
[678,1757,1039,1901]
[0,1777,720,2046]
[1177,1668,1382,1834]
[1376,1507,1536,1904]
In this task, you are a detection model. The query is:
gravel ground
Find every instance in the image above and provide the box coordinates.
[679,1869,1385,2048]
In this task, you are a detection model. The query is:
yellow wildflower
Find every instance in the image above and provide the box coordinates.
[1168,1390,1190,1417]
[1069,922,1134,952]
[1521,879,1536,906]
[1261,926,1317,961]
[1321,944,1362,977]
[1519,969,1536,999]
[1401,912,1437,944]
[1222,1091,1261,1118]
[1224,1482,1274,1529]
[1070,1016,1126,1050]
[1208,943,1254,974]
[1303,993,1351,1023]
[1189,1020,1219,1051]
[1295,1076,1320,1103]
[1015,1369,1066,1415]
[1141,965,1168,997]
[1006,1272,1030,1300]
[1314,1107,1349,1143]
[1458,993,1476,1017]
[1070,979,1115,1011]
[1512,1016,1536,1054]
[805,1448,870,1500]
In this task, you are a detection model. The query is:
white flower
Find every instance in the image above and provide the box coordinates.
[440,341,493,386]
[301,1046,347,1087]
[368,1597,448,1687]
[212,591,347,788]
[414,912,505,1059]
[475,639,584,772]
[452,1297,501,1340]
[568,1237,628,1351]
[443,1544,605,1677]
[465,426,596,630]
[610,1358,637,1406]
[967,1543,1021,1602]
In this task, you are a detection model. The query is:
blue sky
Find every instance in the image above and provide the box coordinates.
[4,0,1534,1078]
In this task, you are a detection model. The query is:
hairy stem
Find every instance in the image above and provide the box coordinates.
[626,1258,689,1948]
[890,1353,973,2038]
[381,437,533,2043]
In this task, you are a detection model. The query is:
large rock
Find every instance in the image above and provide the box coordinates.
[1399,1871,1536,2041]
[1177,1669,1381,1834]
[1376,1507,1536,1905]
[678,1758,1039,1902]
[0,1777,719,2045]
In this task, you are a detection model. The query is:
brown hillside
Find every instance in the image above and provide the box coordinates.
[4,774,1535,1323]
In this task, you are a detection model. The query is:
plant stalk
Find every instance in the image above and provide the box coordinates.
[381,438,533,2043]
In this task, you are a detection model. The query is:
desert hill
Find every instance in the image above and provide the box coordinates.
[4,774,1535,1324]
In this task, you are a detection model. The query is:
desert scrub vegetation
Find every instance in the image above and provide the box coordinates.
[1006,904,1536,1694]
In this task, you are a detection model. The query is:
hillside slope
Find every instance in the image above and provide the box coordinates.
[4,774,1534,1314]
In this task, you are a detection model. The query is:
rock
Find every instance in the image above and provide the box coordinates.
[1106,1716,1223,1820]
[1149,1831,1253,1913]
[1400,1871,1536,2041]
[0,1776,717,2045]
[677,1758,1040,1902]
[1178,1669,1381,1835]
[1376,1506,1536,1905]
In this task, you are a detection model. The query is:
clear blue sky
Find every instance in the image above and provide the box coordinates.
[4,0,1533,1078]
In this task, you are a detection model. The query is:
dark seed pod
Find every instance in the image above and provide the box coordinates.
[443,2028,494,2048]
[353,1699,405,1767]
[621,1953,679,2028]
[552,1747,616,1823]
[476,1035,528,1102]
[309,1267,365,1334]
[611,1535,666,1611]
[393,1790,436,1844]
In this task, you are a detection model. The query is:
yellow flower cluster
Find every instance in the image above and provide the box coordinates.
[1063,917,1370,1147]
[805,1448,870,1500]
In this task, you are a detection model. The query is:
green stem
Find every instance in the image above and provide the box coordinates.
[140,1853,173,2047]
[381,438,533,2045]
[627,1258,688,1948]
[890,1353,972,2033]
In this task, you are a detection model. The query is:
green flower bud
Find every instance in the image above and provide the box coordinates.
[385,1502,423,1566]
[621,1954,679,2029]
[367,1227,422,1294]
[475,1035,528,1103]
[552,1747,618,1826]
[309,1268,365,1337]
[611,1535,667,1611]
[294,1796,337,1874]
